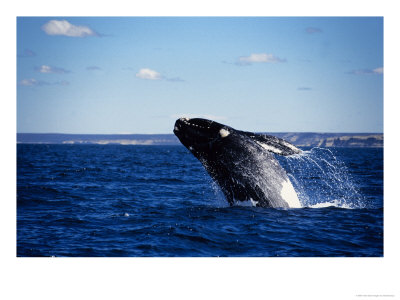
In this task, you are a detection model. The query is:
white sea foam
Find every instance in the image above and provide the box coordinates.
[308,200,353,209]
[233,198,258,207]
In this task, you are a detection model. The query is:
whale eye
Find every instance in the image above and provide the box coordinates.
[219,128,230,138]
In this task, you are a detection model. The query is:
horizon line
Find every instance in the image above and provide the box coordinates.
[17,131,384,135]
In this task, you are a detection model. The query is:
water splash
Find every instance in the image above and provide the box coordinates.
[205,146,365,209]
[278,148,365,209]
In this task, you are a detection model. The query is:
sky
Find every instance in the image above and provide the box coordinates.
[17,17,383,134]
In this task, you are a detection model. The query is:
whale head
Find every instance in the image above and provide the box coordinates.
[173,117,233,160]
[173,117,301,158]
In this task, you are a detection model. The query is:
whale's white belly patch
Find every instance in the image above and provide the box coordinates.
[280,179,301,208]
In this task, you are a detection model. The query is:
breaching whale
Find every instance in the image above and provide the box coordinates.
[173,117,302,208]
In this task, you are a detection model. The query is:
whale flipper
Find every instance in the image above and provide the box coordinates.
[240,131,301,156]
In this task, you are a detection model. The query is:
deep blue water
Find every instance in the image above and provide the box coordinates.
[17,144,383,257]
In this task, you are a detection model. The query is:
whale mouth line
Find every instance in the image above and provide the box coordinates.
[178,117,212,130]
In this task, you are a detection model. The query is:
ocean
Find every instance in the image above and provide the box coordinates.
[17,144,383,257]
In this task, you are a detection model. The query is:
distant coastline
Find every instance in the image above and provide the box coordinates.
[17,133,383,148]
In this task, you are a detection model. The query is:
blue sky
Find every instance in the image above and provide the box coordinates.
[17,17,383,134]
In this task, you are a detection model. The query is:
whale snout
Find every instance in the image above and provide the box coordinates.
[173,117,215,136]
[173,117,227,153]
[173,118,188,135]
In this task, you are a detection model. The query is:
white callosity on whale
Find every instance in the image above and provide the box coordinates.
[173,117,302,208]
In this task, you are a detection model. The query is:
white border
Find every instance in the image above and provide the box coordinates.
[3,1,399,299]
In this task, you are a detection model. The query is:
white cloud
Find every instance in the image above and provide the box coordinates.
[19,78,69,86]
[237,53,286,65]
[42,20,97,37]
[135,68,184,82]
[348,67,384,75]
[38,65,52,73]
[136,68,163,80]
[35,65,69,74]
[19,79,39,86]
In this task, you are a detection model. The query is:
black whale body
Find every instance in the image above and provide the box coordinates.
[173,118,302,208]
